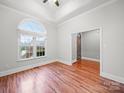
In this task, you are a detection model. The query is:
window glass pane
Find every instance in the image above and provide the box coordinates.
[20,35,33,59]
[36,37,46,57]
[20,35,33,46]
[18,21,46,34]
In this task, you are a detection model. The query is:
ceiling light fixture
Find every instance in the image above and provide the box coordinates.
[43,0,60,7]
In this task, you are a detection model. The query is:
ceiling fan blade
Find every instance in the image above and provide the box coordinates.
[55,0,59,7]
[43,0,48,3]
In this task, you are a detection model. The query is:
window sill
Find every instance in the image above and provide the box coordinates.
[16,56,47,62]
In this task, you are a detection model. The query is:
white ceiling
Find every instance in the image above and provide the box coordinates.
[0,0,112,23]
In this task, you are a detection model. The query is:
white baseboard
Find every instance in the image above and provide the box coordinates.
[0,59,72,77]
[72,59,77,63]
[1,59,124,85]
[100,72,124,84]
[0,60,57,77]
[82,57,100,62]
[57,59,72,65]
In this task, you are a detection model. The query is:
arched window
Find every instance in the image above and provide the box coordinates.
[17,19,47,60]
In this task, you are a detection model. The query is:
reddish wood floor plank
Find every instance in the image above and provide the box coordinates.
[0,60,124,93]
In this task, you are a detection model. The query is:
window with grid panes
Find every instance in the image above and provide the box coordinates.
[17,19,47,60]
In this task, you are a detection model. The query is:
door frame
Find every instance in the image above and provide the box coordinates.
[77,33,82,60]
[71,27,103,75]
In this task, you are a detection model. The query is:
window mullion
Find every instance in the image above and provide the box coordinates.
[33,37,36,58]
[18,33,21,60]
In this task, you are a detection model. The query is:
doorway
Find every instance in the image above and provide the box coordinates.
[71,28,102,74]
[77,33,81,60]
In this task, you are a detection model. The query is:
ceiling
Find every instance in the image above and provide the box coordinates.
[0,0,112,23]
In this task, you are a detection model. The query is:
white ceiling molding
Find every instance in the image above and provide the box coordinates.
[0,0,113,23]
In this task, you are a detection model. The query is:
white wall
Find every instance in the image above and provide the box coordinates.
[0,4,57,72]
[72,33,77,61]
[81,30,100,60]
[57,0,124,83]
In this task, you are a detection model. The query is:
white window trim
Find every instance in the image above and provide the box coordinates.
[17,29,47,61]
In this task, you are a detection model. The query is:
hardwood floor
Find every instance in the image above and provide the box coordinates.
[0,60,124,93]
